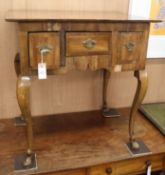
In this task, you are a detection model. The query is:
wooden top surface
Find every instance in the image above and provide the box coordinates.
[6,10,161,22]
[0,108,165,175]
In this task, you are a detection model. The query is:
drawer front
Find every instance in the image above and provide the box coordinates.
[116,31,145,71]
[66,32,111,57]
[39,169,86,175]
[29,32,60,69]
[88,155,164,175]
[88,162,115,175]
[115,155,163,175]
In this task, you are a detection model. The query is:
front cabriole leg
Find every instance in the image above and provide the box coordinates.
[14,76,37,171]
[14,53,26,126]
[127,70,149,154]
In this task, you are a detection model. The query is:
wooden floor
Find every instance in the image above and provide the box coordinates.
[0,108,165,175]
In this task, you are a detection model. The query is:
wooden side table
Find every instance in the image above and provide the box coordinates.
[5,10,160,171]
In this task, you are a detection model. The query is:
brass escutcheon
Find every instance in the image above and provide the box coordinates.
[124,41,136,52]
[37,43,53,54]
[82,39,96,49]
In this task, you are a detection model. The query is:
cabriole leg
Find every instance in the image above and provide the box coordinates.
[14,76,37,171]
[14,53,26,126]
[127,70,150,154]
[102,69,120,117]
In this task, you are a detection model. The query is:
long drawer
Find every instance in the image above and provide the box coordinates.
[66,32,112,57]
[87,154,165,175]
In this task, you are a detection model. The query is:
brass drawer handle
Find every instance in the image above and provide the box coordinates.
[124,41,136,52]
[105,167,112,174]
[82,39,96,49]
[37,44,53,63]
[37,44,53,54]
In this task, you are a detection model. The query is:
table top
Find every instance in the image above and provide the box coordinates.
[0,108,165,175]
[5,10,161,22]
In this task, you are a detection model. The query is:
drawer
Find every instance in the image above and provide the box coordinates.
[115,155,164,175]
[115,31,146,70]
[28,32,60,69]
[66,32,111,57]
[88,155,164,175]
[88,163,115,175]
[39,169,86,175]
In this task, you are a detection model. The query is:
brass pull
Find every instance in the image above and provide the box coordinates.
[37,44,53,63]
[37,44,53,54]
[105,167,112,174]
[124,41,136,52]
[82,39,96,49]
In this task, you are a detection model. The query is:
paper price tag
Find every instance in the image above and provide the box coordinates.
[147,165,151,175]
[38,63,47,79]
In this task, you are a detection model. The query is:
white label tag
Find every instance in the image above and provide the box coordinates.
[38,63,47,79]
[147,165,152,175]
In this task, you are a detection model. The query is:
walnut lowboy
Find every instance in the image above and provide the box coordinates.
[6,10,160,170]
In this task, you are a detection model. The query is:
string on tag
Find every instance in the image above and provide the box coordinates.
[40,50,44,63]
[38,48,50,80]
[40,48,50,63]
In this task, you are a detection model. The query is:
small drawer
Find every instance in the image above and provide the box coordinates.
[66,32,111,57]
[116,31,145,70]
[28,32,60,69]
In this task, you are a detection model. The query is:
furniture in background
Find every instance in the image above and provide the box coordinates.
[5,10,160,171]
[0,109,165,175]
[140,103,165,135]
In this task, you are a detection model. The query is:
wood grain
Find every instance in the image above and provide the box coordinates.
[129,70,148,149]
[66,32,111,57]
[6,10,160,22]
[88,154,165,175]
[0,108,165,175]
[29,32,60,69]
[117,32,144,70]
[37,169,86,175]
[18,22,149,75]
